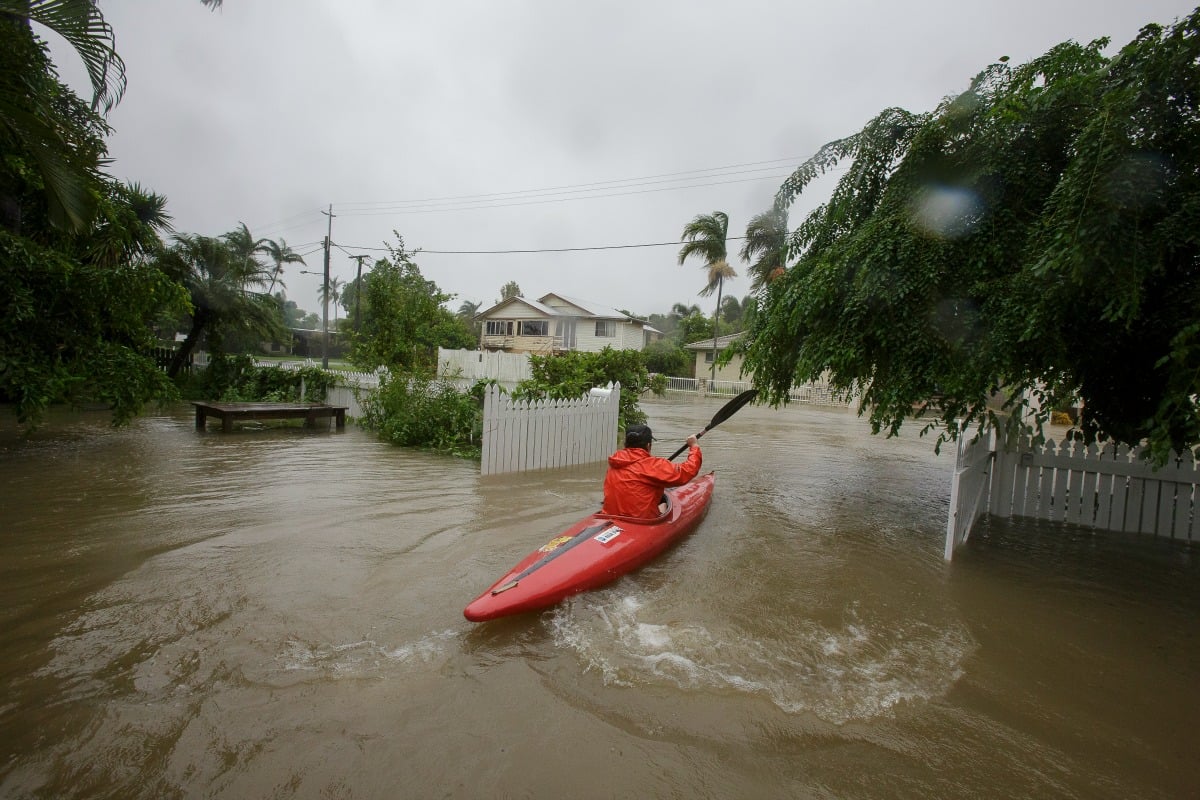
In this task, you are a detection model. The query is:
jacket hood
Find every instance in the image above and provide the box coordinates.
[608,447,650,468]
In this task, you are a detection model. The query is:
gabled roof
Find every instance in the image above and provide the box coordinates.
[476,292,643,324]
[684,332,745,351]
[539,293,637,322]
[474,295,561,319]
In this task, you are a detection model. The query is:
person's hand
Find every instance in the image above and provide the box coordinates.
[686,435,699,448]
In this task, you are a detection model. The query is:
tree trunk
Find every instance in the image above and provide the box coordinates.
[711,278,723,382]
[167,309,208,378]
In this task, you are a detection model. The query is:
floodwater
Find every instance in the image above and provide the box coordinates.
[0,396,1197,799]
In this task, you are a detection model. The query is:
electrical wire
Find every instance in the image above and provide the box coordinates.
[333,156,804,209]
[336,172,793,216]
[331,236,749,255]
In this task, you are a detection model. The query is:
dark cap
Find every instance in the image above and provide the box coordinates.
[624,424,656,448]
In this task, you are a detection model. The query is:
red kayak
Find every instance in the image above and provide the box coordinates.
[464,472,715,622]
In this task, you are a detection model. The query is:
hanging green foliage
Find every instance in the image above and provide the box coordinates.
[746,11,1200,464]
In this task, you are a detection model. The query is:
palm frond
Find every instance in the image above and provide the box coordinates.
[1,0,127,113]
[677,211,730,267]
[698,261,736,297]
[0,98,98,229]
[740,208,789,291]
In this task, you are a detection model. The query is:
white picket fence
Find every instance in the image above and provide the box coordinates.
[480,382,620,476]
[944,429,999,559]
[437,347,532,384]
[945,429,1200,559]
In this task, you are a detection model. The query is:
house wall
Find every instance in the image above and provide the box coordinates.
[479,298,647,353]
[481,335,557,354]
[479,304,555,352]
[618,323,645,350]
[693,350,746,381]
[573,320,624,353]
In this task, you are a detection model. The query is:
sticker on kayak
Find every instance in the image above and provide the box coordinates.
[538,535,574,553]
[595,526,622,544]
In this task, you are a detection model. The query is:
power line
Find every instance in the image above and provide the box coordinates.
[333,236,749,255]
[249,208,325,232]
[333,156,804,209]
[337,172,794,216]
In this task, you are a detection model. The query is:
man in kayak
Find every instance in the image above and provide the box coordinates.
[601,424,702,518]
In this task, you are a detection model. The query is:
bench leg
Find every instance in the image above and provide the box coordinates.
[335,410,345,430]
[222,416,233,433]
[195,410,206,430]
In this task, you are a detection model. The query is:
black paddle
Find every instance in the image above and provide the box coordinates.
[667,389,758,461]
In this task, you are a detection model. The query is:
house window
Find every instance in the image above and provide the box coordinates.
[486,320,514,336]
[595,320,617,337]
[704,351,715,363]
[520,320,549,336]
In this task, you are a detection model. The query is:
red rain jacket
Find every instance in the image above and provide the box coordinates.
[601,445,703,519]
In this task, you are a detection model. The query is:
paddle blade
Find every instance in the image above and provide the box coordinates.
[667,389,758,460]
[708,389,758,428]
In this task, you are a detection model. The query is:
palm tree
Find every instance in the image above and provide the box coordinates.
[86,181,173,268]
[157,233,281,376]
[670,302,701,319]
[679,211,737,381]
[261,237,305,295]
[457,299,481,318]
[320,276,343,326]
[740,207,790,292]
[222,222,270,287]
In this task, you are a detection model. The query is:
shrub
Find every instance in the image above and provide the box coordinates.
[642,340,691,376]
[181,354,337,402]
[360,371,482,457]
[511,347,664,429]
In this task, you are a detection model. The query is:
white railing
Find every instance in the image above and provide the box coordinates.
[480,382,620,476]
[662,376,699,393]
[945,430,1200,558]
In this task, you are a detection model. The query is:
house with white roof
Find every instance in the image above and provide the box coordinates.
[685,332,746,381]
[475,293,662,354]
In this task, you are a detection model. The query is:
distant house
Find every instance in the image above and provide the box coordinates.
[476,293,660,354]
[685,332,746,381]
[288,328,346,359]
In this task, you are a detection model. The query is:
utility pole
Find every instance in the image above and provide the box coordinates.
[320,204,334,369]
[349,254,370,333]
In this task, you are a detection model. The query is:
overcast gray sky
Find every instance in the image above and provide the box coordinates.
[47,1,1198,320]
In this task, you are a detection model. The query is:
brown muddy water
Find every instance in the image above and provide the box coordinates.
[0,396,1197,799]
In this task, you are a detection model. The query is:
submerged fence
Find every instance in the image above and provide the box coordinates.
[480,382,620,476]
[946,430,1200,559]
[263,360,382,419]
[658,375,850,406]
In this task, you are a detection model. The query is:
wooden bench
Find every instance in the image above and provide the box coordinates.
[191,402,348,432]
